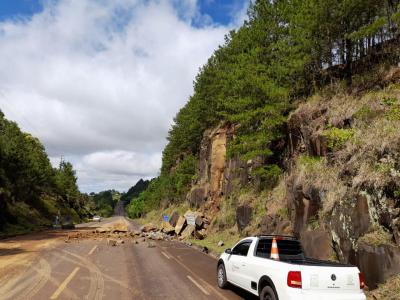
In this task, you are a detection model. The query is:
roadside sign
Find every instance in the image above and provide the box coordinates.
[186,214,196,226]
[163,215,169,222]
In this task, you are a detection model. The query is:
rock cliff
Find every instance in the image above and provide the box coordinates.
[183,71,400,289]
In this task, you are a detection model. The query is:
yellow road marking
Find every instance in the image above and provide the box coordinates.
[50,267,80,299]
[187,275,210,295]
[88,245,97,256]
[161,251,171,259]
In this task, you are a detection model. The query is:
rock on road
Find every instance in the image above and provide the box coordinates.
[0,216,256,300]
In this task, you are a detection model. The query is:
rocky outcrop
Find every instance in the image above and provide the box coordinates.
[187,125,231,208]
[236,205,253,231]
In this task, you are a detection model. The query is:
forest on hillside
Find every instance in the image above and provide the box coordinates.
[126,0,400,218]
[0,111,88,235]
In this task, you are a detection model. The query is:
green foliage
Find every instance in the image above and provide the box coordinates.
[127,192,146,218]
[134,0,400,214]
[126,155,198,218]
[382,97,398,106]
[277,207,289,219]
[385,106,400,121]
[322,127,355,150]
[120,179,150,205]
[0,111,86,232]
[251,164,282,187]
[354,106,379,121]
[299,155,322,167]
[89,190,120,217]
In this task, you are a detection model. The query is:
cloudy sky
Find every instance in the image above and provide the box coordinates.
[0,0,249,192]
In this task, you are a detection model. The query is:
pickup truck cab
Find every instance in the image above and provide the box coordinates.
[217,235,366,300]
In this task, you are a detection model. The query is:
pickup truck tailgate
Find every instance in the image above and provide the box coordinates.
[300,265,360,291]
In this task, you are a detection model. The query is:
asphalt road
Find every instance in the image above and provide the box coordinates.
[0,216,257,300]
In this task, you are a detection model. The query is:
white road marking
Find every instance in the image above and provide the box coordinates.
[187,275,210,295]
[161,251,171,259]
[50,267,80,299]
[168,254,230,300]
[88,245,97,256]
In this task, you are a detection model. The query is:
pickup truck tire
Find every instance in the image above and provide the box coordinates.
[259,286,277,300]
[217,264,228,289]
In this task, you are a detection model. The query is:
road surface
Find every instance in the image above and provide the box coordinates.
[0,216,256,300]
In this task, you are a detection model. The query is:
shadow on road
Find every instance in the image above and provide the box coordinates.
[0,247,27,256]
[226,285,259,300]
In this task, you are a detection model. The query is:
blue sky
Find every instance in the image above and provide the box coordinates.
[0,0,43,21]
[0,0,247,25]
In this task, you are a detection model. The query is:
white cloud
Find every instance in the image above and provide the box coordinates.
[0,0,246,192]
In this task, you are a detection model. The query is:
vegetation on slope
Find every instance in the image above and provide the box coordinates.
[0,111,87,236]
[87,190,121,218]
[120,179,150,205]
[131,0,400,217]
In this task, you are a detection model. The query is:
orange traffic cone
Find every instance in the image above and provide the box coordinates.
[270,237,280,260]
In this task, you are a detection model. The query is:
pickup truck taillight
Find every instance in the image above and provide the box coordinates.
[287,271,302,289]
[359,272,365,289]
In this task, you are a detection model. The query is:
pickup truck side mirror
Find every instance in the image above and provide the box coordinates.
[225,248,232,254]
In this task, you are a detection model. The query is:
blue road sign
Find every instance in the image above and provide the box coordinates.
[163,215,169,222]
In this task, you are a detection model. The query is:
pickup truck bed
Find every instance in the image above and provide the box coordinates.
[217,236,366,300]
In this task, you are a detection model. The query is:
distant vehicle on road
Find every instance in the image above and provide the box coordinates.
[217,235,366,300]
[92,215,102,222]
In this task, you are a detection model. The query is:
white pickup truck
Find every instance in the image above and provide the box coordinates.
[217,235,366,300]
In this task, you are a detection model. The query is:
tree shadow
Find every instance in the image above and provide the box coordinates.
[0,247,27,256]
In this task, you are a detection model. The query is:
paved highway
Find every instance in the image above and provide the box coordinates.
[0,216,256,300]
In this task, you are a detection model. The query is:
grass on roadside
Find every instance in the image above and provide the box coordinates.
[188,227,240,255]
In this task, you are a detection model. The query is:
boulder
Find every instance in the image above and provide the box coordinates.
[169,211,180,227]
[259,214,281,234]
[130,230,141,236]
[175,216,187,235]
[181,225,195,239]
[107,238,117,246]
[147,241,156,248]
[187,186,208,207]
[300,230,334,260]
[236,205,253,231]
[161,222,175,234]
[355,242,400,289]
[217,240,224,247]
[195,215,204,228]
[96,227,111,233]
[194,229,206,240]
[141,223,157,233]
[112,223,128,233]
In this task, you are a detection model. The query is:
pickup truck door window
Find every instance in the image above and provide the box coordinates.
[228,241,251,287]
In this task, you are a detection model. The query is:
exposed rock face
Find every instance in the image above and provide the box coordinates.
[355,243,400,289]
[284,93,400,289]
[300,230,334,260]
[236,205,253,231]
[286,179,321,236]
[187,124,261,220]
[259,215,291,235]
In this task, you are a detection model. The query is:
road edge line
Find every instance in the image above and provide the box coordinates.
[187,275,210,295]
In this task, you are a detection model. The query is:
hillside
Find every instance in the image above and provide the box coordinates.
[0,111,89,237]
[128,0,400,293]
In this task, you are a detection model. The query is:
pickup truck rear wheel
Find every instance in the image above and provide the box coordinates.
[259,286,277,300]
[217,264,228,289]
